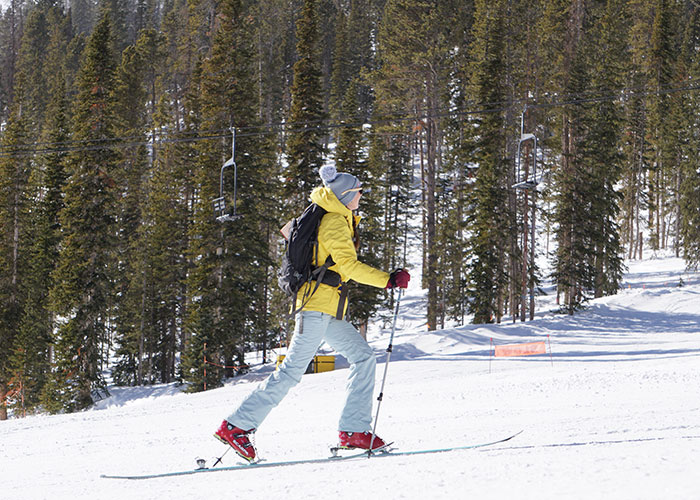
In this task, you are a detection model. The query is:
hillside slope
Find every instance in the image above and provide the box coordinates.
[2,255,700,500]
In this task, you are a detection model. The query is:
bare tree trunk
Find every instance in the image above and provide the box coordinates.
[424,85,438,331]
[0,383,8,420]
[634,149,643,259]
[418,127,426,284]
[521,141,530,322]
[562,110,576,315]
[660,164,666,249]
[529,191,536,320]
[138,273,146,385]
[639,232,643,260]
[674,168,681,257]
[455,130,465,324]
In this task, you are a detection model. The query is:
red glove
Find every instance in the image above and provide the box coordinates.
[386,269,410,289]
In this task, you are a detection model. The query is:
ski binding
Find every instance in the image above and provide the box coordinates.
[329,441,394,458]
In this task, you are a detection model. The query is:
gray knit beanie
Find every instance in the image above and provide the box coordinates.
[319,166,361,206]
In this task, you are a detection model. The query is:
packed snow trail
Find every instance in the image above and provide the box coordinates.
[2,255,700,499]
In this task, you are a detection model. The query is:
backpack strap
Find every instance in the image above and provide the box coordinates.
[335,284,349,320]
[289,255,335,317]
[287,209,348,320]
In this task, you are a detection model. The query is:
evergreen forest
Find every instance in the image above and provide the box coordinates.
[1,0,699,417]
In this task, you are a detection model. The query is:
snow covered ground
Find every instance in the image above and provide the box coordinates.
[2,254,700,499]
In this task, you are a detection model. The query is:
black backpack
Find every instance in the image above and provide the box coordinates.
[278,204,341,312]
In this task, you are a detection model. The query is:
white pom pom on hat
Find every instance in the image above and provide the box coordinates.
[319,165,361,206]
[319,165,339,184]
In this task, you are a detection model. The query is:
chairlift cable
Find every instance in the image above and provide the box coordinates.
[2,80,700,159]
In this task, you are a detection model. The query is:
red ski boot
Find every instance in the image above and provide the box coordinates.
[214,420,256,462]
[338,431,387,451]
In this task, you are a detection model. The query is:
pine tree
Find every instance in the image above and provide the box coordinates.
[677,6,700,267]
[663,3,695,256]
[679,143,700,268]
[176,58,212,389]
[102,0,130,51]
[153,0,206,376]
[329,0,376,123]
[367,129,412,282]
[47,10,119,411]
[64,31,87,96]
[585,0,628,297]
[70,0,96,35]
[254,0,297,127]
[329,6,349,124]
[111,28,170,385]
[0,3,72,417]
[15,6,50,140]
[182,0,275,391]
[619,0,653,259]
[0,75,31,420]
[549,0,628,312]
[329,1,387,332]
[158,0,197,138]
[551,0,596,315]
[0,70,5,124]
[335,79,362,172]
[346,0,377,116]
[464,0,510,323]
[284,0,327,217]
[429,1,473,326]
[438,46,475,325]
[14,33,71,414]
[0,0,25,121]
[374,0,453,330]
[335,79,384,332]
[365,121,412,328]
[645,0,677,251]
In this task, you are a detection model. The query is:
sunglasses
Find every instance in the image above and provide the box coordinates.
[341,187,369,196]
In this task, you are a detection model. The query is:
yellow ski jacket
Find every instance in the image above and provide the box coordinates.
[295,186,389,318]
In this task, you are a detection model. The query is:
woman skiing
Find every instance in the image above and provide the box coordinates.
[214,166,410,462]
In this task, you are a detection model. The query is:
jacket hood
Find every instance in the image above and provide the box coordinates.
[310,186,351,217]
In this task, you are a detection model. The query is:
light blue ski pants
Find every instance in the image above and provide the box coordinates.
[227,311,376,433]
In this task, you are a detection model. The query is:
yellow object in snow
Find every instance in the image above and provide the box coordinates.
[276,354,335,374]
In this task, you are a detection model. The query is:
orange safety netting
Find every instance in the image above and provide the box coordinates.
[494,341,546,357]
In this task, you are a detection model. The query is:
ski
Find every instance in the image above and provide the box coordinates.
[361,430,522,459]
[100,431,522,480]
[100,449,373,480]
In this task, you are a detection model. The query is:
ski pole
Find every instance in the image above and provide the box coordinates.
[211,446,231,468]
[368,287,403,456]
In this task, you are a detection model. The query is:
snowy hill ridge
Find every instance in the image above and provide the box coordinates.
[2,256,700,499]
